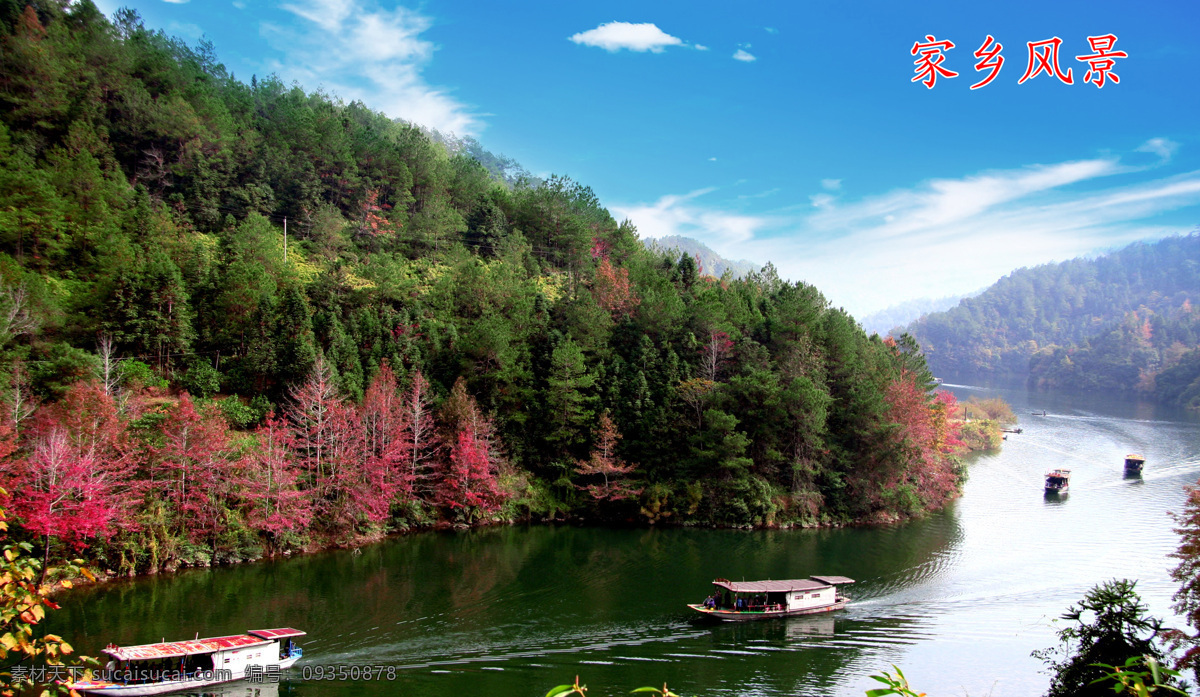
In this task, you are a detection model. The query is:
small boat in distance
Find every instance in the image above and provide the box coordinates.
[1124,453,1145,475]
[73,629,305,696]
[688,576,854,621]
[1045,468,1071,495]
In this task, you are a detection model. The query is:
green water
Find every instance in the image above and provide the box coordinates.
[46,386,1200,697]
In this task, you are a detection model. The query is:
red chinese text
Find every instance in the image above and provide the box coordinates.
[971,35,1004,89]
[1018,37,1074,84]
[911,35,958,88]
[1075,34,1127,88]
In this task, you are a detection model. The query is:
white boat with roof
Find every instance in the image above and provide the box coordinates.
[72,628,305,696]
[688,576,854,621]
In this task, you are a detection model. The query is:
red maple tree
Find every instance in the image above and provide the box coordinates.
[287,358,390,531]
[593,258,640,319]
[238,414,312,555]
[357,189,397,237]
[879,374,963,510]
[359,362,407,513]
[575,412,641,502]
[3,382,135,575]
[397,370,439,501]
[154,393,235,545]
[435,424,505,523]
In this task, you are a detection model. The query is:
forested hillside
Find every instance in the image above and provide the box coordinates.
[0,1,964,575]
[905,235,1200,406]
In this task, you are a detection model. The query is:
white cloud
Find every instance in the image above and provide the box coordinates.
[809,193,835,209]
[739,188,780,200]
[167,21,203,38]
[265,0,478,136]
[1136,137,1178,161]
[821,178,842,191]
[733,49,756,62]
[708,157,717,161]
[694,44,709,51]
[615,153,1200,317]
[569,22,684,53]
[612,188,772,246]
[765,27,778,34]
[163,0,189,4]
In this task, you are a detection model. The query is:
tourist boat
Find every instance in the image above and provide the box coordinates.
[688,576,854,621]
[72,628,305,696]
[1045,468,1071,494]
[1124,453,1145,475]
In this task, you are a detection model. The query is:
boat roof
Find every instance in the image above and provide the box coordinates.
[103,629,304,661]
[712,577,854,593]
[1046,468,1071,476]
[103,635,267,661]
[248,628,306,640]
[810,575,856,585]
[1126,454,1145,461]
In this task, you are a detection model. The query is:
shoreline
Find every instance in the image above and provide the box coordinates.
[47,499,961,593]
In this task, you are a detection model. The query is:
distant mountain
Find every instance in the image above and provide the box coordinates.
[420,129,534,186]
[645,235,760,279]
[860,294,972,337]
[904,234,1200,405]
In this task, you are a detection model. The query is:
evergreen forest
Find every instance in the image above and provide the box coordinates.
[0,1,964,574]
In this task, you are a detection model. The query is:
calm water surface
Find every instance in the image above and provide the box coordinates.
[46,386,1200,697]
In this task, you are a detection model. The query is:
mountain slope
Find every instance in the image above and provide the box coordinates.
[644,235,759,278]
[905,234,1200,399]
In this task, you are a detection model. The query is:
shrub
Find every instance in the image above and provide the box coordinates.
[1032,579,1173,697]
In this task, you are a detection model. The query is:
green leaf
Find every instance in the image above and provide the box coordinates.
[545,686,575,697]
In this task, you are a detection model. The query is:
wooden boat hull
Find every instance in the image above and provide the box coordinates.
[75,657,300,695]
[688,599,847,621]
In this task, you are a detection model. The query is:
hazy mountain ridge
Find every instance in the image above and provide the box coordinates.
[644,235,760,278]
[861,294,973,337]
[904,234,1200,404]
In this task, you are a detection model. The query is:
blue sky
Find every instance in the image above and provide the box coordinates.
[92,0,1200,316]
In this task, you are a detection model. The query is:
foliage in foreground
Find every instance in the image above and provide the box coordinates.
[1090,656,1186,697]
[865,666,925,697]
[1170,480,1200,683]
[546,677,682,697]
[1032,579,1176,697]
[0,488,94,697]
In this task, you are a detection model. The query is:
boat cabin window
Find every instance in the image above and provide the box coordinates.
[189,654,215,672]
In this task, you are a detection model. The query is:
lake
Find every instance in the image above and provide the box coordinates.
[46,385,1200,697]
